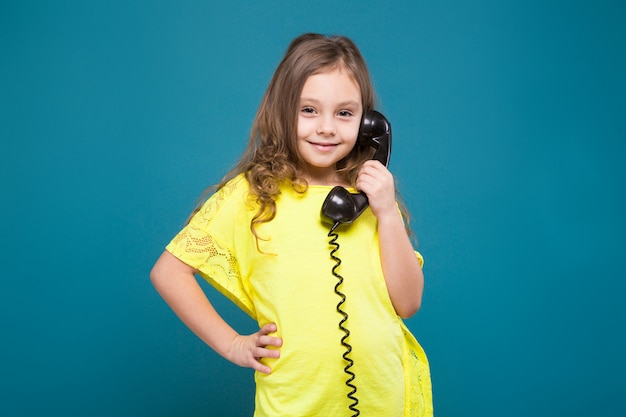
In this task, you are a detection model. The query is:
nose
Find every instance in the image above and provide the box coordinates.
[316,115,336,136]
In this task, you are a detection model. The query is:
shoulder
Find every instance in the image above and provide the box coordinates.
[211,173,256,206]
[192,174,255,226]
[218,173,250,197]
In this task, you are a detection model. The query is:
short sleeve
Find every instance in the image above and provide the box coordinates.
[166,176,256,318]
[415,251,424,268]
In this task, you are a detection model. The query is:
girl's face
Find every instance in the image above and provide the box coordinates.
[296,68,363,185]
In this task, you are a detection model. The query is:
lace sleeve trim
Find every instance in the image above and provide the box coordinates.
[167,226,255,318]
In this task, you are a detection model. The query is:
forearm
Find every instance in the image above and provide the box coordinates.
[150,251,237,359]
[377,212,424,318]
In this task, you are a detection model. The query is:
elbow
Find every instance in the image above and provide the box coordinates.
[396,296,422,319]
[150,251,197,293]
[149,263,162,289]
[149,255,169,290]
[394,276,424,318]
[150,260,174,299]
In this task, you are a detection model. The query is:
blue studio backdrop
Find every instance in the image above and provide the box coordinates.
[1,1,625,416]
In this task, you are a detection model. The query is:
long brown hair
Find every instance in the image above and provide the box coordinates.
[190,33,411,239]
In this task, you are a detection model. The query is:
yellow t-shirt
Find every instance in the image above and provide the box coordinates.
[166,174,433,416]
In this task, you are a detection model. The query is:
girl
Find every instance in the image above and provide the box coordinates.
[151,33,433,416]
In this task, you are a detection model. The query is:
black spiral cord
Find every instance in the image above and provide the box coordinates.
[328,222,360,417]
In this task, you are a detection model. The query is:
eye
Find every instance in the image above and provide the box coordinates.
[338,110,354,117]
[300,106,316,114]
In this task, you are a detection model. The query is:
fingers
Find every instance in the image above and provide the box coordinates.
[250,349,274,374]
[357,160,393,188]
[357,161,395,215]
[258,322,277,335]
[226,323,283,374]
[255,363,272,375]
[251,323,282,374]
[258,334,283,348]
[234,344,277,375]
[258,323,283,347]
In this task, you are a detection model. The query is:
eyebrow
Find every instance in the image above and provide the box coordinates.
[300,97,361,108]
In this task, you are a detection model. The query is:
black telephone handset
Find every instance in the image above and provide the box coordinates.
[321,109,392,227]
[321,110,392,417]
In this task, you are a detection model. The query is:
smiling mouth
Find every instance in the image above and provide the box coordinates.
[309,141,338,151]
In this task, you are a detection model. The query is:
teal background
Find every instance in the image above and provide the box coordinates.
[1,1,624,416]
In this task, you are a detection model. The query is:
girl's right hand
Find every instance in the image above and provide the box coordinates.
[227,323,282,374]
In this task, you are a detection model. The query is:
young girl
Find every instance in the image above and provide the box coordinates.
[151,33,433,416]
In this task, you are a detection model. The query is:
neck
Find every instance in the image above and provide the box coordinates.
[299,168,347,187]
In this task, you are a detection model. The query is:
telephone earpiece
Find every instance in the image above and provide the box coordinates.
[358,109,391,167]
[321,109,392,226]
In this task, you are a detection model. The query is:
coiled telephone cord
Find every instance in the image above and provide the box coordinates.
[328,223,360,417]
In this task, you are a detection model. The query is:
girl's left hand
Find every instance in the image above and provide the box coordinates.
[356,160,397,220]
